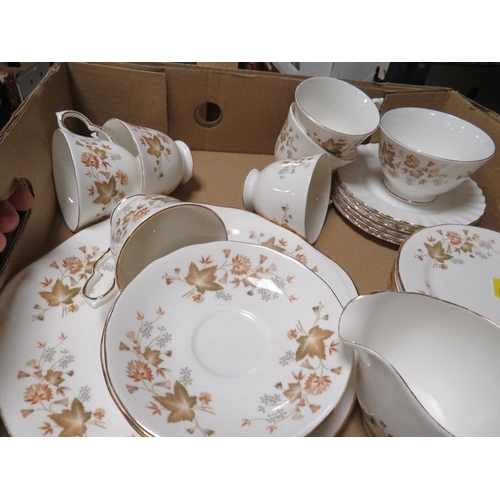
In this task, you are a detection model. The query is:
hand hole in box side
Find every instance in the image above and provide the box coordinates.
[194,102,223,128]
[0,178,35,274]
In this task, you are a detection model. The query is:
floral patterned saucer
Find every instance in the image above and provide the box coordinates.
[392,224,500,326]
[335,144,486,232]
[102,241,352,437]
[0,206,358,437]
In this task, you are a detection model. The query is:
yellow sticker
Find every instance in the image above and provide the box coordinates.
[494,278,500,300]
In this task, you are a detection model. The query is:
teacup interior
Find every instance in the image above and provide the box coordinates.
[103,120,140,158]
[296,78,380,136]
[117,204,227,289]
[52,130,80,231]
[381,107,495,162]
[344,292,500,436]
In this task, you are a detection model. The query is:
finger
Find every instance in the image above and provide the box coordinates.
[7,182,34,212]
[0,233,6,253]
[0,200,20,234]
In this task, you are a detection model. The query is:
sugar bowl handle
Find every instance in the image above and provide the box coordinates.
[82,249,119,309]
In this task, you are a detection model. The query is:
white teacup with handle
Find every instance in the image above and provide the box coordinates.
[82,194,228,308]
[52,110,143,232]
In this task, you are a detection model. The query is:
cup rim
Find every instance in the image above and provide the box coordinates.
[380,106,496,164]
[295,77,380,138]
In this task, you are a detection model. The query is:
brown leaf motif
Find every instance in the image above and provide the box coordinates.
[185,262,223,294]
[49,398,91,437]
[424,241,453,263]
[144,135,164,158]
[154,381,197,423]
[39,279,80,307]
[93,176,118,205]
[296,325,334,361]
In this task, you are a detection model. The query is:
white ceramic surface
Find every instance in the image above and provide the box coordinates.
[82,195,228,309]
[102,119,193,195]
[102,241,351,437]
[295,77,380,156]
[0,205,358,437]
[274,103,357,171]
[243,154,332,244]
[337,143,486,230]
[395,224,500,326]
[379,107,495,203]
[52,111,143,232]
[339,291,500,437]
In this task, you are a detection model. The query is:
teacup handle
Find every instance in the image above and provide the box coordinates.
[56,110,114,142]
[372,97,384,111]
[82,249,119,309]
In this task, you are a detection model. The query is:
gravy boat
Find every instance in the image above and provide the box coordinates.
[338,291,500,437]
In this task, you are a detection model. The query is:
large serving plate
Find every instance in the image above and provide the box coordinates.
[102,241,351,436]
[0,205,358,436]
[394,224,500,326]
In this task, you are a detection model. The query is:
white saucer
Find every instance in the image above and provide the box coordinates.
[0,205,358,437]
[395,224,500,326]
[337,144,486,229]
[102,241,352,437]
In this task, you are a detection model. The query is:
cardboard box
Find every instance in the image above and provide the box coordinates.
[1,62,500,437]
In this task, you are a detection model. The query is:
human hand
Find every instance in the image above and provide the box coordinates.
[0,181,34,252]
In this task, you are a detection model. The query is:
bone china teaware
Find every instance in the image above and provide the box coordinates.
[338,290,500,437]
[82,194,228,308]
[378,107,495,203]
[243,153,331,244]
[275,103,357,172]
[102,118,193,195]
[294,77,381,157]
[52,110,143,232]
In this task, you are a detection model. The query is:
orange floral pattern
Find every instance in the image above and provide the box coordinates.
[132,125,172,181]
[415,228,499,270]
[18,333,106,436]
[275,117,299,159]
[120,308,215,436]
[379,141,457,187]
[33,245,106,321]
[162,247,299,303]
[73,136,129,219]
[110,195,172,255]
[241,302,342,434]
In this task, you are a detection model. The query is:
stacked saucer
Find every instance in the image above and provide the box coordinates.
[390,224,500,326]
[331,144,487,245]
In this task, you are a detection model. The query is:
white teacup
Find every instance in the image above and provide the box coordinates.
[101,119,194,195]
[52,110,143,232]
[379,107,496,203]
[295,77,382,157]
[275,103,357,172]
[82,194,228,308]
[242,153,331,244]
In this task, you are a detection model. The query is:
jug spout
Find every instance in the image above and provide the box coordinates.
[338,294,453,437]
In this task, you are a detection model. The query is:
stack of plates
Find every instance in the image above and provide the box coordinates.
[391,224,500,326]
[331,144,487,245]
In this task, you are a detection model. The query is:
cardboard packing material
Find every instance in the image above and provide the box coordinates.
[1,62,499,437]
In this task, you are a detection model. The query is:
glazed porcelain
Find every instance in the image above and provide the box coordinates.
[52,110,143,232]
[394,224,500,326]
[275,103,357,172]
[243,153,331,244]
[102,241,352,436]
[0,206,358,437]
[339,291,500,437]
[295,77,381,157]
[102,119,193,195]
[379,107,495,203]
[334,144,486,244]
[82,194,228,308]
